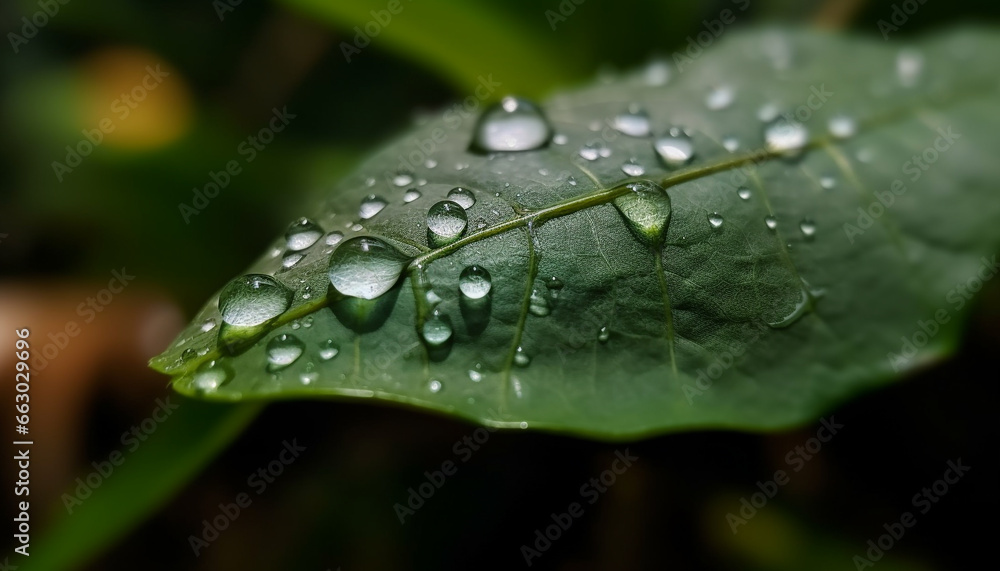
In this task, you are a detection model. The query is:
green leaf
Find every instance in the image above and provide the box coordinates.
[152,28,1000,439]
[24,400,262,571]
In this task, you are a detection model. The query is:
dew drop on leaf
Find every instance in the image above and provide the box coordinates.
[427,200,468,246]
[799,218,817,239]
[764,117,808,155]
[359,195,388,220]
[429,379,443,393]
[708,212,724,228]
[653,133,695,168]
[285,217,323,251]
[422,311,453,347]
[192,360,231,392]
[403,189,422,203]
[266,333,304,371]
[598,326,610,343]
[705,85,734,110]
[318,339,340,361]
[612,105,651,137]
[446,187,476,209]
[327,237,410,300]
[621,158,646,176]
[764,215,778,230]
[612,180,672,249]
[218,274,293,327]
[325,231,344,246]
[737,187,752,200]
[529,288,551,317]
[392,171,413,187]
[828,114,857,139]
[459,265,492,299]
[514,346,530,367]
[470,96,552,152]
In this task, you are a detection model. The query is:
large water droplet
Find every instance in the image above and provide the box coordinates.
[706,85,734,110]
[621,159,645,176]
[764,117,808,155]
[471,96,552,152]
[328,237,410,300]
[708,212,724,228]
[359,195,388,220]
[612,181,672,248]
[192,359,232,392]
[422,311,453,347]
[265,333,304,371]
[612,105,651,137]
[828,115,857,139]
[318,339,340,361]
[447,187,476,209]
[653,133,694,168]
[459,265,492,299]
[219,274,293,327]
[285,217,323,251]
[427,200,468,246]
[529,288,551,317]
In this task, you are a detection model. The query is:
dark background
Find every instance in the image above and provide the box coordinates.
[1,0,998,569]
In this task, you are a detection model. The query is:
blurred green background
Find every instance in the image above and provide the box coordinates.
[1,0,998,569]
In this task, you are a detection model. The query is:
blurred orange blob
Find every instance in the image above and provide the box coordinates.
[78,47,193,150]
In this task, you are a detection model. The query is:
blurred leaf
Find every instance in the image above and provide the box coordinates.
[153,28,1000,438]
[25,399,262,571]
[277,0,583,96]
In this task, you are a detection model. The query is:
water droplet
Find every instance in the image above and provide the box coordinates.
[459,265,492,299]
[764,117,808,155]
[529,288,550,317]
[514,346,530,367]
[545,277,563,291]
[757,103,780,122]
[644,60,671,86]
[392,171,413,187]
[598,326,610,343]
[764,215,778,230]
[218,274,293,327]
[768,282,823,329]
[280,252,303,270]
[828,115,857,139]
[181,347,197,361]
[612,180,672,248]
[722,136,740,152]
[359,195,388,220]
[200,318,217,332]
[578,142,610,161]
[468,368,483,382]
[519,421,528,429]
[192,359,231,391]
[856,148,874,163]
[706,86,734,110]
[552,133,568,145]
[365,177,377,187]
[328,237,410,300]
[302,315,313,328]
[446,187,476,209]
[820,176,836,190]
[612,105,651,137]
[422,312,453,347]
[653,133,694,168]
[708,212,724,228]
[471,96,552,152]
[403,189,422,203]
[427,200,468,246]
[896,49,923,87]
[266,333,304,371]
[621,158,645,176]
[318,339,340,361]
[285,217,323,251]
[429,379,443,393]
[799,218,817,239]
[737,187,752,200]
[299,371,318,385]
[424,158,437,169]
[325,231,344,246]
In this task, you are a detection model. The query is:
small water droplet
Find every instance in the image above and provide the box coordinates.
[722,136,740,152]
[757,103,780,122]
[192,359,231,391]
[403,189,422,203]
[519,421,528,429]
[764,215,778,230]
[424,158,437,169]
[471,96,552,152]
[552,133,568,145]
[828,115,857,139]
[529,288,551,317]
[264,334,303,370]
[621,158,645,176]
[359,195,388,220]
[280,252,303,270]
[318,339,340,361]
[427,200,468,246]
[706,85,734,110]
[219,274,293,327]
[799,218,817,239]
[856,148,874,163]
[285,217,323,251]
[422,312,453,347]
[459,265,492,299]
[737,187,752,200]
[612,180,672,248]
[598,326,610,343]
[644,60,671,85]
[365,177,377,187]
[328,237,410,300]
[708,212,724,228]
[653,133,694,168]
[392,171,413,187]
[820,176,836,190]
[447,187,476,209]
[514,346,530,367]
[468,368,483,382]
[428,379,443,393]
[578,142,610,161]
[200,318,217,332]
[181,347,197,361]
[299,371,318,385]
[325,231,344,246]
[612,105,651,137]
[764,117,808,155]
[896,48,923,87]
